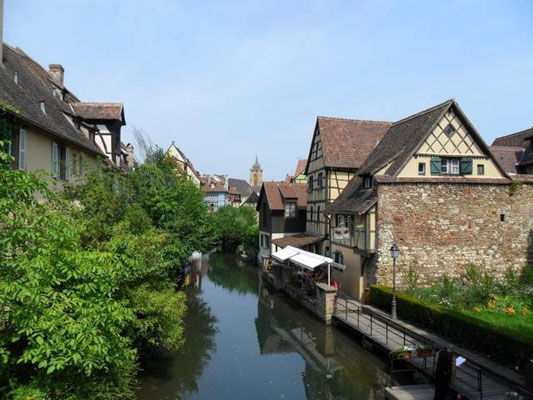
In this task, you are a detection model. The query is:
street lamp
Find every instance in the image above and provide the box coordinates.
[390,244,400,320]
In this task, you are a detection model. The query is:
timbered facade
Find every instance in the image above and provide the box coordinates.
[325,99,526,300]
[304,117,391,255]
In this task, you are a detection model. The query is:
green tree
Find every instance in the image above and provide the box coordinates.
[210,206,258,253]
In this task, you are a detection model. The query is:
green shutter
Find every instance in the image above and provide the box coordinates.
[430,157,441,175]
[461,158,473,175]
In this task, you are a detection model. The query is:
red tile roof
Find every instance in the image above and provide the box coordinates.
[72,102,125,123]
[316,117,391,169]
[294,158,307,176]
[490,145,523,174]
[261,182,307,211]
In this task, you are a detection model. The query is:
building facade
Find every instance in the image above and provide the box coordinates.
[166,142,201,186]
[304,117,391,256]
[325,99,532,300]
[0,41,132,188]
[256,182,308,260]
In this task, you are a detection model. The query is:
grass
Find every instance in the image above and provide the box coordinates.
[461,309,533,344]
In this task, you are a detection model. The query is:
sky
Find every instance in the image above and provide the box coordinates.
[5,0,533,181]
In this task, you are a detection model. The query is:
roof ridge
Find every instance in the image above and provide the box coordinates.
[318,115,392,124]
[493,127,533,140]
[74,101,124,107]
[391,99,454,127]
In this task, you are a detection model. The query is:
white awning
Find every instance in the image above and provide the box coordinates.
[272,246,300,262]
[290,253,326,270]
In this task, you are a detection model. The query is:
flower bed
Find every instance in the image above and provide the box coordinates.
[370,285,533,370]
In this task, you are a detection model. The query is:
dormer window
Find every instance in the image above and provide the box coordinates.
[284,202,296,218]
[444,124,456,137]
[40,101,46,114]
[14,72,18,85]
[364,176,372,188]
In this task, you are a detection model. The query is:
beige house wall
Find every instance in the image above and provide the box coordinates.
[330,243,364,299]
[399,110,505,179]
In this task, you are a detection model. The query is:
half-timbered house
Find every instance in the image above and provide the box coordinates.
[325,99,533,299]
[304,117,391,256]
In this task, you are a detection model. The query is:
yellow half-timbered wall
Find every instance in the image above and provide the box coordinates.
[398,109,504,178]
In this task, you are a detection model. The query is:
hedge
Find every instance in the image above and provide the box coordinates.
[370,285,533,370]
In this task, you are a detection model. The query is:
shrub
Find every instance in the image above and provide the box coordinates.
[370,285,533,369]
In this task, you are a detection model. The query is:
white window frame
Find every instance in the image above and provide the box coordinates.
[364,176,372,188]
[418,162,425,176]
[284,202,296,218]
[441,158,460,175]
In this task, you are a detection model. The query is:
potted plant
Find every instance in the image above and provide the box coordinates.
[393,346,413,360]
[416,344,434,358]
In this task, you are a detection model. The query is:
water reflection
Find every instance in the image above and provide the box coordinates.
[137,253,400,400]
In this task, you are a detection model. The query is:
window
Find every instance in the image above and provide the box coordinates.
[364,176,372,188]
[500,213,505,222]
[309,206,314,221]
[318,172,323,188]
[477,164,485,176]
[334,251,344,265]
[18,128,26,171]
[418,162,426,176]
[52,143,69,180]
[308,175,314,190]
[14,72,18,85]
[441,158,460,175]
[284,202,296,218]
[317,206,321,222]
[444,124,456,137]
[40,101,46,114]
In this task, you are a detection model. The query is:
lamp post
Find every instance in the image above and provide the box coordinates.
[390,244,400,320]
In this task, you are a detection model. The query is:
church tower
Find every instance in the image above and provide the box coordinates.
[249,154,263,189]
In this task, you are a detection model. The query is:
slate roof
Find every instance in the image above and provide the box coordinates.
[490,146,523,174]
[492,127,533,147]
[72,102,125,123]
[325,177,377,214]
[258,182,307,211]
[518,140,533,167]
[312,117,391,170]
[228,178,253,197]
[358,100,452,176]
[0,44,102,155]
[242,191,259,205]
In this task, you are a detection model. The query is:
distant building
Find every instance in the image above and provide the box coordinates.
[166,142,201,186]
[242,190,259,210]
[285,158,307,183]
[250,154,263,193]
[257,182,315,261]
[491,127,533,175]
[202,179,228,212]
[228,177,254,204]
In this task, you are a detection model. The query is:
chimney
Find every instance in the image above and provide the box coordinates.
[0,0,4,67]
[125,143,135,170]
[48,64,64,87]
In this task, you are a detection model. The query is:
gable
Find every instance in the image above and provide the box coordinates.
[398,107,506,179]
[306,125,325,174]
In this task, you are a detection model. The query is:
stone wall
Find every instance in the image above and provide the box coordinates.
[375,181,533,286]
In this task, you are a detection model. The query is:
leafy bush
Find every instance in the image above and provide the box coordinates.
[0,145,211,398]
[210,206,258,253]
[370,285,533,369]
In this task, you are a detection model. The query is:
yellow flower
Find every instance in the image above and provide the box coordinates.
[522,307,530,316]
[506,306,515,315]
[473,307,481,313]
[487,301,495,309]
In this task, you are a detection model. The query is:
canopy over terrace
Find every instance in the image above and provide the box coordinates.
[272,246,342,285]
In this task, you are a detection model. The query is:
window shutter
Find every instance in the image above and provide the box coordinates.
[18,128,26,171]
[65,148,71,180]
[430,157,441,175]
[460,158,473,175]
[51,143,59,177]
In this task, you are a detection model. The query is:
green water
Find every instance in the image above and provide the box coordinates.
[137,253,401,399]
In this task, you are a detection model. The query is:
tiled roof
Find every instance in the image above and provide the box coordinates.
[294,158,307,176]
[315,117,391,170]
[518,140,533,167]
[490,145,523,174]
[271,233,323,249]
[259,181,307,211]
[325,177,377,214]
[242,191,259,205]
[358,100,452,176]
[72,102,125,123]
[492,127,533,147]
[228,178,253,197]
[202,183,228,193]
[0,44,102,155]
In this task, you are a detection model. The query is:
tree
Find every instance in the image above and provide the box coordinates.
[210,206,258,253]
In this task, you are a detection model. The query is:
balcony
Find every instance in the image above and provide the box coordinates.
[331,227,374,253]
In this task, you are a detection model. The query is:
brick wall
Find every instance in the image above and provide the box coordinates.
[375,181,533,286]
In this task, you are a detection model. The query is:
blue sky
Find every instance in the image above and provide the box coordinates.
[5,0,533,180]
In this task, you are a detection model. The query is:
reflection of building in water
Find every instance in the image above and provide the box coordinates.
[255,280,389,399]
[183,253,204,288]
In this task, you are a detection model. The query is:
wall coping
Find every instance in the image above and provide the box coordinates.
[374,176,533,186]
[316,282,338,293]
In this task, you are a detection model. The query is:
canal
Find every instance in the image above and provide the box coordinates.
[137,253,410,400]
